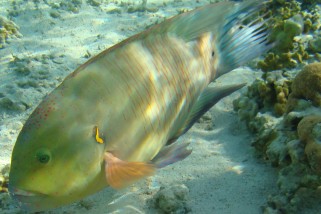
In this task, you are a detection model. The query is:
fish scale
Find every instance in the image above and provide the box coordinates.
[102,36,205,160]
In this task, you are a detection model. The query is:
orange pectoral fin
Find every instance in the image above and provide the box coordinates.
[104,152,155,189]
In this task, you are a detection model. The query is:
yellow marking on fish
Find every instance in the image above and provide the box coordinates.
[95,126,104,144]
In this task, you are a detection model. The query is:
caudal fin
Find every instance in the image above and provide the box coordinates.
[152,0,272,77]
[216,11,272,76]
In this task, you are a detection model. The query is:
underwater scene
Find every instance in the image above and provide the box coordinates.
[1,0,321,213]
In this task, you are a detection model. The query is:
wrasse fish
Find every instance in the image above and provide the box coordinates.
[9,0,272,211]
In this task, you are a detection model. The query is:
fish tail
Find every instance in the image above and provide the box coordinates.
[216,8,272,76]
[156,0,272,77]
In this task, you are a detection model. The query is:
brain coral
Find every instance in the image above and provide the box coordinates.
[298,115,321,174]
[290,62,321,107]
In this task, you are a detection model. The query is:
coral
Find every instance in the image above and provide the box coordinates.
[301,4,321,32]
[0,16,21,49]
[290,62,321,107]
[257,47,309,72]
[0,165,9,193]
[47,0,83,13]
[257,1,321,72]
[269,0,301,20]
[127,0,159,13]
[153,184,191,214]
[246,113,301,167]
[302,0,321,7]
[308,33,321,53]
[265,163,321,213]
[239,55,321,214]
[247,114,279,155]
[266,71,293,116]
[265,0,320,32]
[269,15,303,52]
[266,132,290,167]
[0,164,19,212]
[297,115,321,141]
[284,100,321,135]
[234,70,293,119]
[233,96,258,123]
[298,115,321,174]
[87,0,101,7]
[287,139,305,164]
[235,60,321,212]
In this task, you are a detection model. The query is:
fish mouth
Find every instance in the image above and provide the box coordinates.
[10,187,40,197]
[9,186,49,210]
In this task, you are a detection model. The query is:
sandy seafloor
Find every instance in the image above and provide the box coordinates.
[1,0,317,213]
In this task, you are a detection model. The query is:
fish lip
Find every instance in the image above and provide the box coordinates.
[10,187,39,197]
[9,186,47,201]
[9,186,49,211]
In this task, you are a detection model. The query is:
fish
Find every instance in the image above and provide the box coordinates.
[9,0,272,212]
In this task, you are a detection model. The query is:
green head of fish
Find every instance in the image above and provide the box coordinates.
[9,90,107,211]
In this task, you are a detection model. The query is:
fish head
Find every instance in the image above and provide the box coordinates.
[9,93,106,211]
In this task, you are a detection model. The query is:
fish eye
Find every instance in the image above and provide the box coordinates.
[36,149,51,164]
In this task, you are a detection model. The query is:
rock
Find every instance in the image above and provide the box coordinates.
[153,184,191,214]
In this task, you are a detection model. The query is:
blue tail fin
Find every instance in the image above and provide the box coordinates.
[151,0,273,77]
[216,11,273,76]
